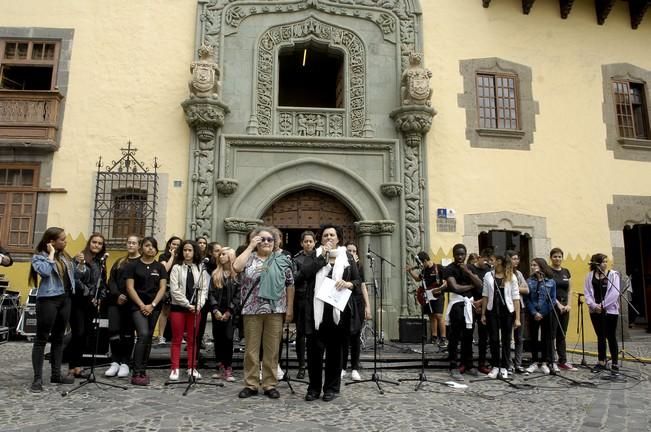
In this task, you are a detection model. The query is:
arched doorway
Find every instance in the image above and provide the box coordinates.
[261,189,357,255]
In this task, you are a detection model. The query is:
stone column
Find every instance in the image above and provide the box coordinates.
[390,105,435,316]
[223,217,263,248]
[181,44,230,241]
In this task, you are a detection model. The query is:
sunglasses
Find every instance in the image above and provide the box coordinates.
[260,237,275,243]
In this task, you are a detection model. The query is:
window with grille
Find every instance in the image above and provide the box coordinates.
[92,143,158,248]
[613,81,650,140]
[0,164,38,251]
[0,40,60,90]
[476,73,519,129]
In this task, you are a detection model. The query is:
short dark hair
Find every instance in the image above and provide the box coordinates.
[319,224,344,245]
[301,230,316,242]
[479,247,494,258]
[550,247,564,258]
[452,243,466,254]
[142,236,159,252]
[417,251,430,262]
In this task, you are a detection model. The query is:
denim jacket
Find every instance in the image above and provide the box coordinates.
[526,277,556,317]
[31,252,78,298]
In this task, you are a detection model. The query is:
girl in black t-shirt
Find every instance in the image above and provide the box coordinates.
[125,236,168,385]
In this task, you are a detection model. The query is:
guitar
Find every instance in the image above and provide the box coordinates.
[415,265,443,305]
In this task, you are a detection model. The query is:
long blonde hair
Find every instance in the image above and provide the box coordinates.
[212,247,236,288]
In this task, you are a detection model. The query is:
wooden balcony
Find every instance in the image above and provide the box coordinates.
[0,90,64,151]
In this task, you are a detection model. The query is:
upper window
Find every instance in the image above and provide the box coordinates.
[0,163,39,251]
[278,42,344,108]
[459,58,538,150]
[612,81,650,140]
[0,40,60,90]
[476,73,519,130]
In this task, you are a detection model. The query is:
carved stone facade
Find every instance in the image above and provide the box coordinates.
[187,0,430,336]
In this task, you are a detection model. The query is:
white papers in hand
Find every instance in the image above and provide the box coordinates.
[315,277,352,312]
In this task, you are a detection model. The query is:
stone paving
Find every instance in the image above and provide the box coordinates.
[1,335,650,432]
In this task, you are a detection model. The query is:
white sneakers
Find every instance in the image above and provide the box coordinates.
[487,367,499,379]
[351,370,361,381]
[106,362,130,378]
[499,368,508,379]
[188,369,202,379]
[169,369,180,381]
[341,369,347,378]
[117,363,130,378]
[105,362,120,377]
[276,365,284,381]
[540,364,551,375]
[526,363,539,374]
[551,363,561,374]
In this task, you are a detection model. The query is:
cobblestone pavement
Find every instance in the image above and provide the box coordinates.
[1,339,650,432]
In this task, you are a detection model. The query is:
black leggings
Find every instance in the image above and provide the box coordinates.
[487,309,513,368]
[131,308,161,375]
[32,294,71,380]
[212,318,234,367]
[590,313,619,365]
[529,313,556,364]
[107,302,134,364]
[66,295,95,369]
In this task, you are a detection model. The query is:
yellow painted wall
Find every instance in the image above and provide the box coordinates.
[420,1,651,341]
[2,0,197,241]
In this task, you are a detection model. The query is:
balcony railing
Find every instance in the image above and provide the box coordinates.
[0,90,63,150]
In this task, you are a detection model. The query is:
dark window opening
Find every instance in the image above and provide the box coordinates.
[478,229,531,276]
[0,65,54,90]
[623,224,651,329]
[278,43,344,108]
[112,188,147,239]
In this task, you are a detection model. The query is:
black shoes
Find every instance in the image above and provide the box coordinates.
[238,387,258,398]
[51,374,75,384]
[322,392,336,402]
[296,368,306,379]
[304,391,319,401]
[30,379,43,393]
[263,388,280,399]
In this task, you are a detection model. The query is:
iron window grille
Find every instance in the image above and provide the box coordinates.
[92,141,159,248]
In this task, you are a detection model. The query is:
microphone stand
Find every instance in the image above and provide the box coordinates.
[277,321,308,393]
[346,250,399,394]
[575,293,591,369]
[525,274,592,387]
[399,261,447,391]
[617,275,645,367]
[165,262,223,395]
[63,256,127,396]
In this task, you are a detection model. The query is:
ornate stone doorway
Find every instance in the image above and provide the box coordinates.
[261,189,356,255]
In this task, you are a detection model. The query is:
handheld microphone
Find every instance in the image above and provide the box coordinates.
[100,253,109,262]
[367,243,372,260]
[201,257,210,267]
[414,254,422,267]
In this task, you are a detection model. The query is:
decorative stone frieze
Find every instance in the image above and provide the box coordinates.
[182,98,230,143]
[380,182,402,198]
[390,105,436,138]
[277,109,345,137]
[216,178,239,195]
[224,217,264,234]
[354,220,396,235]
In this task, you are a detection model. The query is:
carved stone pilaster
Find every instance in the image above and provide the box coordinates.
[354,220,396,235]
[182,98,230,143]
[380,182,403,198]
[391,105,436,316]
[224,217,263,234]
[216,178,239,195]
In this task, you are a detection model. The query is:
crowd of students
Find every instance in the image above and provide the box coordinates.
[410,244,622,381]
[26,227,622,394]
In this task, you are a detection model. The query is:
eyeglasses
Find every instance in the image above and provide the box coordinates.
[260,237,275,243]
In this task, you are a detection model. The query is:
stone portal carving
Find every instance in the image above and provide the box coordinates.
[401,52,432,107]
[182,44,230,240]
[189,44,222,98]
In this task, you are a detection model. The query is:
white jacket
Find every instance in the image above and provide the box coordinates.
[482,271,520,313]
[169,263,208,310]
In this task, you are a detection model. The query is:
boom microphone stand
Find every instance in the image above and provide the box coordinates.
[346,249,399,394]
[165,261,223,395]
[63,255,127,396]
[575,293,591,369]
[618,275,645,367]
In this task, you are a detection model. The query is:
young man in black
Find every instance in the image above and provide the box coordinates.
[443,244,482,381]
[470,248,493,374]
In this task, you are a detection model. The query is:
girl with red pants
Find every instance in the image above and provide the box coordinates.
[168,240,208,380]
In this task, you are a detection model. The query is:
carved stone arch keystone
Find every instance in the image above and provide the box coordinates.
[255,15,367,137]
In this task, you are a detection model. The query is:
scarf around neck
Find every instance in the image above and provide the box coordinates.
[314,245,349,330]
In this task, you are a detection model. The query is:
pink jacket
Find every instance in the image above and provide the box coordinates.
[583,270,620,315]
